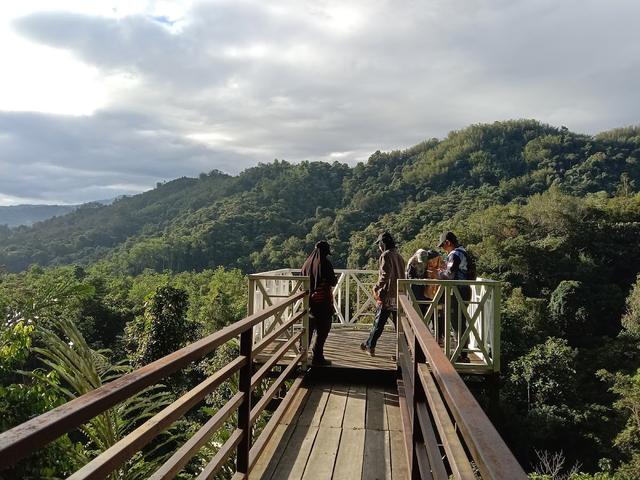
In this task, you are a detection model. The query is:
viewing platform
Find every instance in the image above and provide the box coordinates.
[0,269,526,479]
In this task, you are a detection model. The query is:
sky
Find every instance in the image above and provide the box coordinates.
[0,0,639,205]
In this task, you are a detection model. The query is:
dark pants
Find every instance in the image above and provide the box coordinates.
[365,305,397,350]
[451,285,471,357]
[309,303,332,360]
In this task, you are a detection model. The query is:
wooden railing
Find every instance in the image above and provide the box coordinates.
[249,269,378,332]
[0,290,309,479]
[252,271,501,374]
[401,278,501,374]
[396,292,526,479]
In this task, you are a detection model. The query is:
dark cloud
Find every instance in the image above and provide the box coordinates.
[3,0,640,204]
[0,110,252,203]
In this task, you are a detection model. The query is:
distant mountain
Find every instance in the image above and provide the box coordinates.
[0,197,118,228]
[0,120,638,273]
[0,204,78,227]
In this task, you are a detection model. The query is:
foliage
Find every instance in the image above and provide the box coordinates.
[32,316,180,479]
[621,275,640,339]
[124,285,194,367]
[1,119,640,476]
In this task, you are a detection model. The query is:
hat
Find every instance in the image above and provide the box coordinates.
[437,231,458,248]
[373,231,395,246]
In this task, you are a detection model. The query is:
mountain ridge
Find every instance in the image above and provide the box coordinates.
[0,119,638,273]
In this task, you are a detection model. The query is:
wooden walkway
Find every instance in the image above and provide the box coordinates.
[249,380,408,480]
[320,327,396,371]
[256,326,398,371]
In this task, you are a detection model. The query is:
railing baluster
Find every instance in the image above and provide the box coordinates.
[411,332,427,479]
[236,328,253,475]
[493,283,501,372]
[301,277,309,370]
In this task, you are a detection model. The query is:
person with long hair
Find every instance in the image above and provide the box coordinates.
[301,240,338,366]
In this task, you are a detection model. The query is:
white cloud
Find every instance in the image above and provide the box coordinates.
[0,0,639,204]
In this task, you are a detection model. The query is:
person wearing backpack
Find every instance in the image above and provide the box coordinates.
[437,231,476,363]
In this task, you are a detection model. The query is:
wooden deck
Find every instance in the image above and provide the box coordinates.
[321,327,397,371]
[256,326,397,371]
[256,325,486,372]
[249,380,408,480]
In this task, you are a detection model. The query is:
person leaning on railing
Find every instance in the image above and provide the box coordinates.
[437,231,472,363]
[301,240,338,366]
[360,232,405,356]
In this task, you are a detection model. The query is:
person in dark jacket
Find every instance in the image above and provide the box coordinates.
[437,231,471,362]
[301,240,338,366]
[361,232,405,356]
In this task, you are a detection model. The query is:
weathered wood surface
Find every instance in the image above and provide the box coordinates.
[255,326,397,371]
[249,381,407,480]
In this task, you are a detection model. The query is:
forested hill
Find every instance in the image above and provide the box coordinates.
[0,204,77,227]
[0,119,639,275]
[3,119,640,477]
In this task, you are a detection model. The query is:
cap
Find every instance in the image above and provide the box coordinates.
[437,231,458,248]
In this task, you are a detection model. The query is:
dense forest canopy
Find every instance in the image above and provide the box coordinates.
[2,119,640,478]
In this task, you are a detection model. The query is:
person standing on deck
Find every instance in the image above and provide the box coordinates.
[437,231,472,363]
[361,232,405,356]
[301,240,338,366]
[406,248,442,315]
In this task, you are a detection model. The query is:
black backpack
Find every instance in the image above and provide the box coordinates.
[457,247,477,280]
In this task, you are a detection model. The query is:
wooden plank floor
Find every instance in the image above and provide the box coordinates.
[250,381,408,480]
[256,326,397,371]
[255,324,489,374]
[321,327,396,371]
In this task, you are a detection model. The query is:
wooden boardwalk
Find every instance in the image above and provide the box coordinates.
[256,326,398,371]
[249,380,408,480]
[256,325,485,371]
[320,327,396,371]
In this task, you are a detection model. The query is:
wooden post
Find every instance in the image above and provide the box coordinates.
[493,283,501,373]
[345,273,350,324]
[302,277,310,370]
[248,278,257,342]
[411,333,426,479]
[236,329,252,475]
[444,284,451,360]
[396,280,405,369]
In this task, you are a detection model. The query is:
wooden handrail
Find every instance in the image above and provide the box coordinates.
[68,356,247,480]
[398,293,526,479]
[252,310,305,356]
[149,392,244,480]
[0,289,309,479]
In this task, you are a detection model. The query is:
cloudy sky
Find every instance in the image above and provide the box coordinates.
[1,0,639,205]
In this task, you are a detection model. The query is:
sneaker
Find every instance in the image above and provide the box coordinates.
[360,342,375,356]
[312,357,332,366]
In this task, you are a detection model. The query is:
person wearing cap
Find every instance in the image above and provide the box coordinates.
[437,231,472,362]
[360,232,405,356]
[301,240,338,366]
